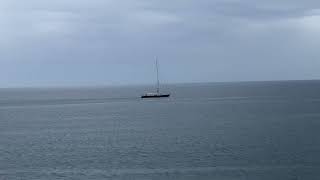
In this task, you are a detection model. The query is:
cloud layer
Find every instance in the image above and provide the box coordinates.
[1,0,320,87]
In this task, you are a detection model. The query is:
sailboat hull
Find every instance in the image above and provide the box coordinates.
[141,94,170,98]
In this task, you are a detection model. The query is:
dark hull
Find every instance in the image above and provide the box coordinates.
[141,94,170,98]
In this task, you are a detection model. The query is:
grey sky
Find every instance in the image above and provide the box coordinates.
[1,0,320,87]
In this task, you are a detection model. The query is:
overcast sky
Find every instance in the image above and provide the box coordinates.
[1,0,320,87]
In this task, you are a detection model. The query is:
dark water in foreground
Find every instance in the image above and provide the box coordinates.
[1,81,320,180]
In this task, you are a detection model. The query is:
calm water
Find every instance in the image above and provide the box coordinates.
[1,81,320,179]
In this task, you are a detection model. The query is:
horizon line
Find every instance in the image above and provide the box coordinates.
[0,79,319,90]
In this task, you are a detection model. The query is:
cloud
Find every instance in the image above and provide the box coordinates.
[131,10,181,26]
[1,0,320,86]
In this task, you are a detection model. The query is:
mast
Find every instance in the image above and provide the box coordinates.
[156,57,160,94]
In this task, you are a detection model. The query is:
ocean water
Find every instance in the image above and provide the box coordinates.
[1,81,320,180]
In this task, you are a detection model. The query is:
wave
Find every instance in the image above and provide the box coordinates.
[1,165,319,178]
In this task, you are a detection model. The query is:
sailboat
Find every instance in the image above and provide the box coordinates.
[141,58,170,98]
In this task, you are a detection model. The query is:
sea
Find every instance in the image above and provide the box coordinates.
[1,80,320,180]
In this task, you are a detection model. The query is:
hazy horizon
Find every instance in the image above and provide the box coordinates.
[1,0,320,87]
[1,79,320,89]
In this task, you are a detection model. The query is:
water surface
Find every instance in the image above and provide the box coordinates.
[1,81,320,179]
